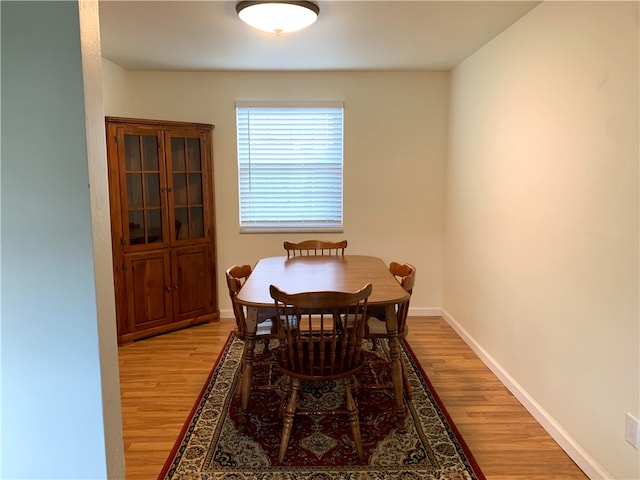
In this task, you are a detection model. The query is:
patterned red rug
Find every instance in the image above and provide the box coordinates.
[159,332,485,479]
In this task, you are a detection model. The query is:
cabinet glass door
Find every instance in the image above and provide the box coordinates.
[168,133,206,242]
[123,132,166,246]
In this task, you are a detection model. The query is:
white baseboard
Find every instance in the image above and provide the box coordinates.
[221,307,441,320]
[409,306,442,317]
[440,308,612,480]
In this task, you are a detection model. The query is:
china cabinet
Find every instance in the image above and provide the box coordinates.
[106,117,218,344]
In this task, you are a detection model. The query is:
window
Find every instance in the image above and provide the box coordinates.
[236,101,344,233]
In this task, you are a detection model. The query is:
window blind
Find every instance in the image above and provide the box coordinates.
[236,102,344,233]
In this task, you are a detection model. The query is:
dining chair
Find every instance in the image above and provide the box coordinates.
[283,239,348,258]
[363,262,416,398]
[225,265,280,398]
[269,283,372,462]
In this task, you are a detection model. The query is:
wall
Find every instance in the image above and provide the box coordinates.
[445,2,639,478]
[102,58,134,117]
[102,69,450,316]
[1,1,123,477]
[79,2,126,478]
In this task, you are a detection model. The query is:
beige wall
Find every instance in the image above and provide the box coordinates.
[445,2,639,478]
[80,3,125,478]
[101,67,449,316]
[102,58,133,117]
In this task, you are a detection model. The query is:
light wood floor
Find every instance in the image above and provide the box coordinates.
[118,316,589,480]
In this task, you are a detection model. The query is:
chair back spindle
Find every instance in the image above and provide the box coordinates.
[283,239,348,258]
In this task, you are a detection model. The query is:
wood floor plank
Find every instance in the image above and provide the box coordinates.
[118,317,588,479]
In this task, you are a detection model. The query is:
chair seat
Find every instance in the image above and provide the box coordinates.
[254,315,298,339]
[365,316,388,336]
[256,320,276,337]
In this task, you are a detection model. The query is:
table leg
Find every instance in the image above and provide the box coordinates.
[240,306,258,431]
[385,303,407,432]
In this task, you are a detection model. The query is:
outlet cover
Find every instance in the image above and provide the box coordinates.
[625,413,640,449]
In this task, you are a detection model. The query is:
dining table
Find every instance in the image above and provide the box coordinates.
[235,254,411,431]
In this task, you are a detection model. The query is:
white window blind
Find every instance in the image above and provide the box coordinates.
[236,102,344,233]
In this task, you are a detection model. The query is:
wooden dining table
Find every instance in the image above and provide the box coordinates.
[236,254,411,431]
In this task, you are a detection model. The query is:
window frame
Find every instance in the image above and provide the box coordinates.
[236,101,344,234]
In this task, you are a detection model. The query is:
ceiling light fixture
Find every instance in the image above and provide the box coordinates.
[236,1,319,35]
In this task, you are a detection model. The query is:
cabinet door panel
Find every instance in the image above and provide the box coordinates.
[118,128,169,249]
[171,245,215,321]
[166,130,210,243]
[125,251,172,331]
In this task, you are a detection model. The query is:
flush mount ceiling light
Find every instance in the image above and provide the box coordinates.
[236,1,320,35]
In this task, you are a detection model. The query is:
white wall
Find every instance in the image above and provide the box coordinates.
[445,2,639,478]
[102,58,134,118]
[102,69,449,316]
[1,1,123,477]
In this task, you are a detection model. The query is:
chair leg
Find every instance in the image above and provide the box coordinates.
[344,376,364,460]
[278,375,292,418]
[401,358,412,399]
[234,377,243,400]
[234,344,247,400]
[278,377,300,462]
[350,375,361,401]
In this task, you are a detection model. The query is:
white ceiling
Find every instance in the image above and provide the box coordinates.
[99,1,541,72]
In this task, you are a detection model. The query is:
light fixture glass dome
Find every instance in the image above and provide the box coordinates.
[236,1,319,35]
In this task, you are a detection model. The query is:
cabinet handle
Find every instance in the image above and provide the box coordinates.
[174,283,179,289]
[165,285,171,292]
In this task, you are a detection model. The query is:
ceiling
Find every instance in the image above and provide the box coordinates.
[99,1,541,72]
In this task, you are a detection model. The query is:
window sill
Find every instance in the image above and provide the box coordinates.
[239,226,344,234]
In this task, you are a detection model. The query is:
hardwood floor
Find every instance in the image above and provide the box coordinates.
[118,316,589,480]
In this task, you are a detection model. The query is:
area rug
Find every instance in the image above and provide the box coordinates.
[159,332,485,480]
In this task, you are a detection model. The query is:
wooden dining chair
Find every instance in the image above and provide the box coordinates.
[283,239,347,258]
[363,262,416,398]
[225,265,280,398]
[270,283,372,462]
